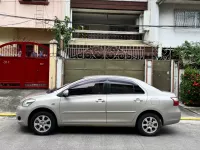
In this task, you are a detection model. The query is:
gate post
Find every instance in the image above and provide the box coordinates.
[145,59,153,85]
[49,39,58,90]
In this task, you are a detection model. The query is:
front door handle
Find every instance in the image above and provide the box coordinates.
[96,99,105,103]
[134,98,143,103]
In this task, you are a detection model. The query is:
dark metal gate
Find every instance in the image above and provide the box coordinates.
[153,60,171,91]
[0,42,49,89]
[64,45,149,83]
[64,59,145,83]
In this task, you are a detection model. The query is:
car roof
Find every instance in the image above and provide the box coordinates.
[83,75,143,84]
[84,75,133,80]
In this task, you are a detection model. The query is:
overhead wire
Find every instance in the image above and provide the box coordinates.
[0,20,32,27]
[0,13,200,28]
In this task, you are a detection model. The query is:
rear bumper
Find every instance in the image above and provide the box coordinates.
[163,107,181,125]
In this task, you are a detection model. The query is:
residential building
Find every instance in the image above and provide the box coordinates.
[67,0,152,59]
[0,0,68,45]
[145,0,200,49]
[0,0,68,89]
[64,0,164,86]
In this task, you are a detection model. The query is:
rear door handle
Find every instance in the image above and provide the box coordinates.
[96,99,105,103]
[134,98,143,103]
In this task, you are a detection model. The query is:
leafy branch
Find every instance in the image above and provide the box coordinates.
[174,41,200,68]
[52,16,74,51]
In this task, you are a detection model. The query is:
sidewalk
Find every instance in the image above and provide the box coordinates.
[179,102,200,115]
[0,89,200,120]
[0,89,45,112]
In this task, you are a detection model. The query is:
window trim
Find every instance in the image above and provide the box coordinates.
[19,0,49,5]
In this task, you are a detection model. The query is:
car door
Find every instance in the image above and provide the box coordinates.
[60,80,107,123]
[106,79,147,123]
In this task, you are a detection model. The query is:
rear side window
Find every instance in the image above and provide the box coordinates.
[110,83,133,94]
[134,85,145,94]
[108,80,144,94]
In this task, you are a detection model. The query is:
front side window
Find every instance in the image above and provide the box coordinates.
[108,80,144,94]
[68,82,104,96]
[175,10,200,27]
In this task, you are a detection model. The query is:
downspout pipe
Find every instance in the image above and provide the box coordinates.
[157,0,166,5]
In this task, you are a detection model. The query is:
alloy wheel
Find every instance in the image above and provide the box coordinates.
[142,117,159,134]
[34,115,52,133]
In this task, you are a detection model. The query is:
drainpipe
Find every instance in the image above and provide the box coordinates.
[157,0,166,5]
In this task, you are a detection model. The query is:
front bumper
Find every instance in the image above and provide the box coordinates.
[16,106,31,126]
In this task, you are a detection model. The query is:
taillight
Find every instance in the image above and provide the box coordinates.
[171,97,179,106]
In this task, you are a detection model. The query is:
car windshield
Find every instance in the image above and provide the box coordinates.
[46,83,70,93]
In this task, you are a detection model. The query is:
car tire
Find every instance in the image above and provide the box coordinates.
[137,113,162,136]
[30,111,56,135]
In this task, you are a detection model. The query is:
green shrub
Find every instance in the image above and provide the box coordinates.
[180,67,200,106]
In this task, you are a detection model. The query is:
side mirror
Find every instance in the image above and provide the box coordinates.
[63,90,69,97]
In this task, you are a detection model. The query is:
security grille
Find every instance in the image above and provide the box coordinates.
[175,10,200,27]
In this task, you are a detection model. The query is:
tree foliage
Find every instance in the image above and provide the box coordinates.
[174,41,200,67]
[52,16,74,51]
[180,67,200,106]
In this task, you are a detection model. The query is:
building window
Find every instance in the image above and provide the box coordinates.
[175,10,200,28]
[19,0,49,5]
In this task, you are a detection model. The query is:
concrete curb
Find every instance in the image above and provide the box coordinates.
[179,103,200,115]
[0,112,16,117]
[181,117,200,121]
[0,113,200,121]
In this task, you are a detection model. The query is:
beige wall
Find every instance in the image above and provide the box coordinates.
[0,0,70,28]
[0,28,53,45]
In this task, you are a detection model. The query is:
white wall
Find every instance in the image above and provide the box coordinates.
[159,3,200,47]
[0,0,69,28]
[0,28,53,45]
[145,3,200,48]
[143,0,160,46]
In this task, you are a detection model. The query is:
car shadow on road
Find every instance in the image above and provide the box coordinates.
[19,125,178,136]
[57,126,178,136]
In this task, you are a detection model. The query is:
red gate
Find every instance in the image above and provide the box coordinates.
[0,42,49,89]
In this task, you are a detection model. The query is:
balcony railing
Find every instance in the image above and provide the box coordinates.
[72,30,143,40]
[65,45,159,60]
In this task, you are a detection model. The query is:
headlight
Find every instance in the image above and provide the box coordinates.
[22,98,36,107]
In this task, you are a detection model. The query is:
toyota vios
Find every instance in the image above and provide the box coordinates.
[16,75,181,136]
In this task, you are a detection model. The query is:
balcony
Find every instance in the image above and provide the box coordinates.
[72,11,144,41]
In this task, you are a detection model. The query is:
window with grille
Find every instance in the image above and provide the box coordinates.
[175,10,200,28]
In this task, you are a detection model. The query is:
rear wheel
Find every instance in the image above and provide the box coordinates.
[137,113,162,136]
[30,111,56,135]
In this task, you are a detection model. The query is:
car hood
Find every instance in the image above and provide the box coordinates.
[162,91,176,97]
[20,91,48,102]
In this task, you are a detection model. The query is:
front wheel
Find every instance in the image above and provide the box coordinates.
[137,113,162,136]
[30,111,56,135]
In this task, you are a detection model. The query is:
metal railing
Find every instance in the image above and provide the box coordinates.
[64,45,161,60]
[72,30,143,40]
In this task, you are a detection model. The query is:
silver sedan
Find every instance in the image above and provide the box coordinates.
[16,75,181,136]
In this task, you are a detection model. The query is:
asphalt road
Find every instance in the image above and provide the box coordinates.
[0,117,200,150]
